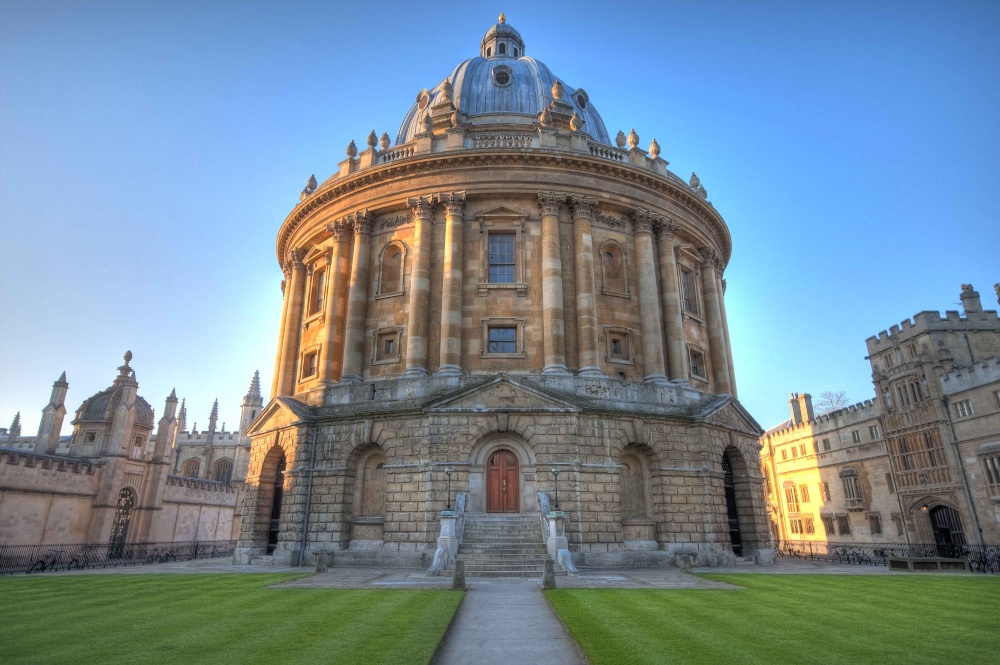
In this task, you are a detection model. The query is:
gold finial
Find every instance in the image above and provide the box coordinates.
[499,13,506,23]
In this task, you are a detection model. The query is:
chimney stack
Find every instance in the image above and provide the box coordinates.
[789,393,803,425]
[798,393,815,422]
[960,284,982,315]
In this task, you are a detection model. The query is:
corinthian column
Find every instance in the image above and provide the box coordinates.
[340,211,374,383]
[277,250,306,395]
[632,209,668,384]
[537,191,570,375]
[403,196,435,377]
[437,191,466,376]
[718,275,737,397]
[655,219,688,383]
[319,220,352,384]
[700,249,732,394]
[270,268,291,397]
[569,195,602,377]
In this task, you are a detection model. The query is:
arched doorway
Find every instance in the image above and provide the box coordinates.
[108,488,136,558]
[487,449,519,513]
[929,505,965,555]
[722,452,743,556]
[266,454,286,554]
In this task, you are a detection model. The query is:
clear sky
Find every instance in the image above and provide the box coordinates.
[1,0,998,436]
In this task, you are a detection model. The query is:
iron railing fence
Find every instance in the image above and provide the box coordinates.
[0,539,237,575]
[776,540,1000,573]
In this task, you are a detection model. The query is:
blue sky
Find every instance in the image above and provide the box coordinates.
[1,0,998,435]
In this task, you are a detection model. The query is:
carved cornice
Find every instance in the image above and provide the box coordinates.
[278,151,731,267]
[407,195,436,218]
[440,191,466,216]
[631,208,655,235]
[568,194,597,221]
[537,191,565,216]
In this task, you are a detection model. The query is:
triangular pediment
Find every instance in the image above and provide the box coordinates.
[699,397,763,436]
[474,203,530,221]
[244,397,312,436]
[426,375,581,413]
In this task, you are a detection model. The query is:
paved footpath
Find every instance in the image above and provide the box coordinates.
[433,578,585,665]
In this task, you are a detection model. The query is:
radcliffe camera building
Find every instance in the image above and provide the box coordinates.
[761,284,1000,550]
[237,17,772,571]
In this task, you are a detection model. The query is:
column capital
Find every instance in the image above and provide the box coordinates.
[631,208,655,235]
[568,194,597,221]
[440,191,466,216]
[700,247,724,274]
[326,219,353,242]
[537,191,565,216]
[352,210,374,235]
[289,248,306,268]
[654,215,678,241]
[407,195,436,218]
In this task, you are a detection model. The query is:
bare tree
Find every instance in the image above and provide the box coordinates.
[815,391,850,415]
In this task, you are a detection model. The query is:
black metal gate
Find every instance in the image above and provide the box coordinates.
[108,488,135,558]
[722,453,743,556]
[266,457,286,554]
[930,505,966,556]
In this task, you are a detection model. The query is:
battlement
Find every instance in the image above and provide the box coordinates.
[165,474,236,493]
[0,448,99,474]
[763,397,880,441]
[941,356,1000,396]
[866,308,1000,351]
[173,430,245,446]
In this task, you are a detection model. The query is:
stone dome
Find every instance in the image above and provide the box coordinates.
[396,19,610,146]
[75,353,154,427]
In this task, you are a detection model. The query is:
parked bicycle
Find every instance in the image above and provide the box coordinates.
[831,547,871,565]
[27,549,66,573]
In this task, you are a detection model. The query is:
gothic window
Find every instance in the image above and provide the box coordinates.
[213,458,234,484]
[954,399,974,418]
[599,241,628,296]
[309,267,326,315]
[182,459,200,478]
[488,233,516,283]
[839,468,864,510]
[377,242,406,296]
[983,453,1000,494]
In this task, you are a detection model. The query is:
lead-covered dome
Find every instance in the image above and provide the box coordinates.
[396,17,610,146]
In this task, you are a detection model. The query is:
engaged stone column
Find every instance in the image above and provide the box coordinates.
[437,191,466,376]
[277,250,306,396]
[718,275,737,397]
[319,220,352,383]
[537,191,570,375]
[340,212,374,383]
[655,219,689,383]
[270,269,291,397]
[403,196,435,377]
[633,209,668,384]
[701,250,732,394]
[569,195,603,377]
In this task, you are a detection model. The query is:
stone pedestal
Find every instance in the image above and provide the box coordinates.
[428,510,459,576]
[546,510,578,575]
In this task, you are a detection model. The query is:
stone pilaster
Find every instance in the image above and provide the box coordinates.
[718,274,737,398]
[340,212,374,383]
[403,196,435,377]
[632,209,668,384]
[655,219,689,383]
[277,250,306,396]
[700,249,732,395]
[538,191,570,375]
[437,192,466,376]
[569,195,603,377]
[319,220,353,384]
[270,270,291,398]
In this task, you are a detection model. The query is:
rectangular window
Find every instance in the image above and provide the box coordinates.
[681,269,697,314]
[804,515,815,535]
[954,399,974,418]
[821,515,835,535]
[789,518,803,535]
[784,485,799,513]
[487,326,517,354]
[885,472,895,494]
[837,514,851,536]
[983,454,1000,492]
[303,351,318,378]
[820,482,831,502]
[689,349,706,380]
[822,438,830,451]
[892,513,904,536]
[852,430,861,443]
[781,449,787,461]
[867,513,882,536]
[310,268,326,315]
[813,441,819,453]
[994,391,1000,409]
[869,425,880,440]
[791,447,798,459]
[488,233,516,283]
[799,444,806,456]
[799,484,810,503]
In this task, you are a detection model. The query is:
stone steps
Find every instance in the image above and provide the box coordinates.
[457,513,549,578]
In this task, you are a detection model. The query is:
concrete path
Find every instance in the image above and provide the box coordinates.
[433,578,585,665]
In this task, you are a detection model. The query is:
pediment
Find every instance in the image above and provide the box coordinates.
[244,397,312,436]
[699,397,763,436]
[474,203,530,221]
[426,375,580,413]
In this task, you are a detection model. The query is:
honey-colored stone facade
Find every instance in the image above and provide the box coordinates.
[238,18,772,568]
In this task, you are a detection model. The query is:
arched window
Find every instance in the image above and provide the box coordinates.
[600,241,628,295]
[620,451,650,518]
[214,458,234,484]
[486,47,492,57]
[498,42,506,55]
[360,454,387,517]
[182,458,200,478]
[513,47,519,57]
[378,242,406,296]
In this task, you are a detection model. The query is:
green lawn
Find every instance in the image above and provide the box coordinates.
[548,574,1000,665]
[0,573,463,665]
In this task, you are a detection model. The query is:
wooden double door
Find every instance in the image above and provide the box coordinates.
[486,449,519,513]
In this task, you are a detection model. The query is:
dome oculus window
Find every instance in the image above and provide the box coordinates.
[576,90,589,110]
[492,65,512,87]
[417,90,430,110]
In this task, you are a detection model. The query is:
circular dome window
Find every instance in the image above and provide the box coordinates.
[492,65,512,87]
[417,90,430,110]
[576,90,589,110]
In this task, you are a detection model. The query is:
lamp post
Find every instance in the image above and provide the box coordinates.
[550,467,560,510]
[445,467,453,511]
